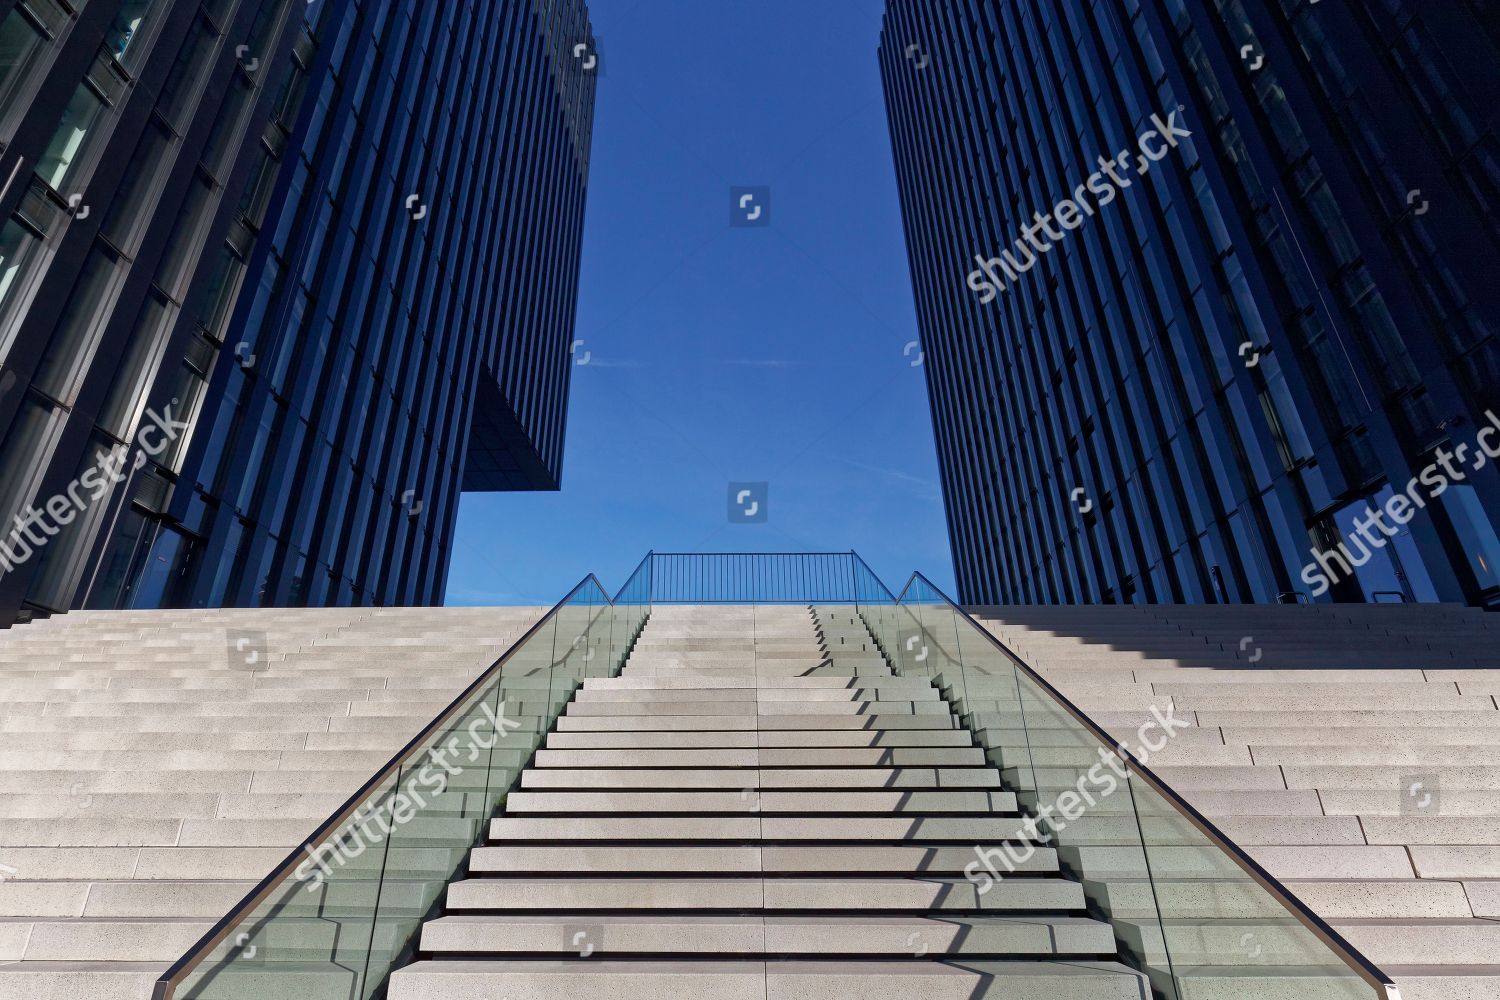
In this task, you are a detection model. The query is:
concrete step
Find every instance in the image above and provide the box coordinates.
[466,844,1060,876]
[486,815,1036,841]
[562,701,950,717]
[520,768,1004,790]
[543,729,974,749]
[574,687,940,702]
[0,961,171,1000]
[416,913,1119,957]
[532,747,982,767]
[444,877,1088,912]
[554,714,957,732]
[609,690,944,706]
[387,958,1149,1000]
[586,676,936,691]
[502,790,1018,813]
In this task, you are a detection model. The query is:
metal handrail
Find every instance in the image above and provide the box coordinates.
[650,550,859,556]
[648,551,859,604]
[612,549,654,603]
[150,572,619,1000]
[883,570,1400,1000]
[851,549,899,601]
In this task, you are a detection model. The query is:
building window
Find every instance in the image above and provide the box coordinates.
[0,214,45,360]
[36,79,109,191]
[156,170,217,300]
[99,291,174,440]
[156,14,218,131]
[0,0,68,138]
[1441,485,1500,594]
[104,0,160,71]
[27,437,130,610]
[201,72,255,182]
[152,333,213,473]
[0,217,41,317]
[101,116,175,256]
[0,393,62,543]
[33,244,125,404]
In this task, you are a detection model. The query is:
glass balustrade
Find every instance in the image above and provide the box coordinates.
[157,556,650,1000]
[849,555,1396,1000]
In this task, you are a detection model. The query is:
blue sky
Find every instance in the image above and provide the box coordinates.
[445,0,955,605]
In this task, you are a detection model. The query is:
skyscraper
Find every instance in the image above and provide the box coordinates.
[0,0,596,622]
[880,0,1500,607]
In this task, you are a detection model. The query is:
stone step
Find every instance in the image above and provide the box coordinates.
[533,747,982,767]
[574,687,941,702]
[585,676,936,691]
[444,876,1087,912]
[502,790,1017,813]
[543,729,974,749]
[1318,790,1500,817]
[0,961,171,1000]
[465,844,1060,876]
[416,913,1119,957]
[562,701,949,717]
[1194,710,1500,729]
[486,816,1036,841]
[622,667,898,679]
[520,768,1003,790]
[554,714,957,732]
[387,958,1149,1000]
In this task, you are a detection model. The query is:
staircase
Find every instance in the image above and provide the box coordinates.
[389,604,1146,999]
[0,606,543,999]
[971,603,1500,1000]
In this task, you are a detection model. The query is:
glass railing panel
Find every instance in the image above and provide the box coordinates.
[889,573,1392,1000]
[1006,667,1176,989]
[164,576,613,1000]
[1127,771,1376,1000]
[611,553,652,660]
[850,556,902,667]
[358,679,547,995]
[171,771,403,999]
[548,585,602,715]
[894,575,969,707]
[494,608,562,748]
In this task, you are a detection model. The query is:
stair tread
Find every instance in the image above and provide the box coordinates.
[388,959,1149,1000]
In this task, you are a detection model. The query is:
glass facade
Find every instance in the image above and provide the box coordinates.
[880,0,1500,607]
[0,0,596,622]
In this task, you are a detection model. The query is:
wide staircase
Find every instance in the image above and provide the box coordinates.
[0,605,543,999]
[19,554,1406,1000]
[388,604,1147,998]
[970,603,1500,1000]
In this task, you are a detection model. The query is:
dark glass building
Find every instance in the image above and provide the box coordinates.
[0,0,596,621]
[880,0,1500,607]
